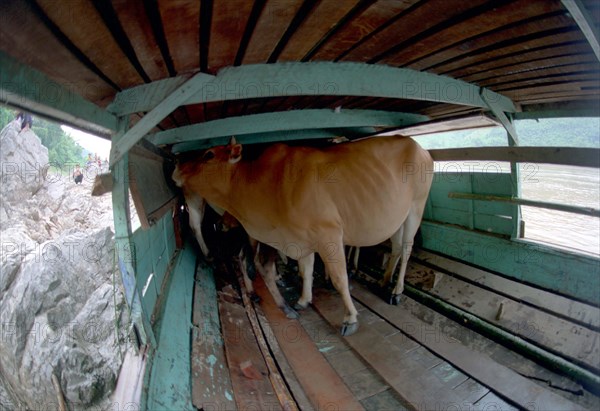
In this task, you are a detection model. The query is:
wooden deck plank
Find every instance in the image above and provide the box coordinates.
[253,304,315,411]
[253,276,365,411]
[407,260,600,371]
[312,288,468,410]
[414,249,600,329]
[360,389,410,411]
[350,282,588,411]
[296,304,399,407]
[452,379,490,405]
[339,368,389,401]
[218,295,283,411]
[191,260,236,411]
[474,392,518,411]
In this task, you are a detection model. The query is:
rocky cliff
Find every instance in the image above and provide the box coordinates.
[0,120,129,410]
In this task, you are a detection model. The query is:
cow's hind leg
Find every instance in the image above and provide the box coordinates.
[379,226,403,290]
[322,242,359,336]
[390,208,421,305]
[256,243,299,319]
[295,253,315,310]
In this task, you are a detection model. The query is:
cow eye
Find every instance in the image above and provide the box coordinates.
[202,150,215,161]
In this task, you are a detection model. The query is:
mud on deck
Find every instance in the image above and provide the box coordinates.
[190,249,600,411]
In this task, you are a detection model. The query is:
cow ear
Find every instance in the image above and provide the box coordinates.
[228,138,242,164]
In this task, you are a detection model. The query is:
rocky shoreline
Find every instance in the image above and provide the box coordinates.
[1,120,129,410]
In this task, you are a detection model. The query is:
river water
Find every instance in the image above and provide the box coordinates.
[520,164,600,256]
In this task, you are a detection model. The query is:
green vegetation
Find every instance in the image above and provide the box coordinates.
[415,117,600,149]
[0,105,87,166]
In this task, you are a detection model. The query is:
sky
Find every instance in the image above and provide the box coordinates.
[61,125,111,160]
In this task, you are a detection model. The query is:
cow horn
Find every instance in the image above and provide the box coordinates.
[229,136,237,145]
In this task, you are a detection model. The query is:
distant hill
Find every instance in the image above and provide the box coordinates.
[415,117,600,149]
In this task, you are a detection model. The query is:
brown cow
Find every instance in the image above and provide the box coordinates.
[173,136,433,335]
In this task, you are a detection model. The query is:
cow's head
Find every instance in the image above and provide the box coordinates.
[202,136,242,164]
[172,136,242,200]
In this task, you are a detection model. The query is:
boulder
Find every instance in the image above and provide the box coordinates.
[0,228,129,409]
[0,123,49,204]
[0,122,129,409]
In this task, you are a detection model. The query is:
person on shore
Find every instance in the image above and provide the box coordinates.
[73,164,83,184]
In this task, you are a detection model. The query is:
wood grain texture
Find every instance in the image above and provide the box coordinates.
[112,0,169,81]
[243,0,305,64]
[191,261,236,410]
[0,1,114,104]
[254,275,365,411]
[310,0,419,61]
[278,0,361,62]
[219,295,283,411]
[382,0,561,66]
[312,288,469,410]
[158,0,199,74]
[340,0,488,62]
[208,0,255,70]
[349,282,587,411]
[37,0,141,88]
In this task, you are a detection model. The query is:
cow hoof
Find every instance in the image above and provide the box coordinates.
[283,305,300,319]
[389,294,402,305]
[250,293,261,303]
[294,301,308,311]
[340,322,359,336]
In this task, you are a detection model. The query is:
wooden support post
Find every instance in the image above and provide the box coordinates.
[111,116,155,348]
[110,71,214,166]
[480,90,522,238]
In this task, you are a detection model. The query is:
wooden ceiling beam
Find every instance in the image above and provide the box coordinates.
[109,62,516,116]
[148,108,429,146]
[110,71,214,164]
[171,127,377,153]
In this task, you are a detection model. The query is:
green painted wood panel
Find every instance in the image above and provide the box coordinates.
[473,214,514,235]
[129,150,177,227]
[112,149,155,347]
[145,244,197,410]
[150,109,429,146]
[473,199,515,217]
[431,207,472,227]
[472,173,513,196]
[421,221,600,305]
[131,212,178,317]
[109,62,515,117]
[425,172,517,236]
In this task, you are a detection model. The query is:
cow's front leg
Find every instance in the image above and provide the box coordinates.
[295,253,315,310]
[187,196,211,258]
[321,243,359,336]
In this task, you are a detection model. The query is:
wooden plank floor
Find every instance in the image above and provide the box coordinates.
[218,292,283,411]
[253,275,365,411]
[191,259,236,411]
[413,249,600,329]
[190,249,600,411]
[406,260,600,371]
